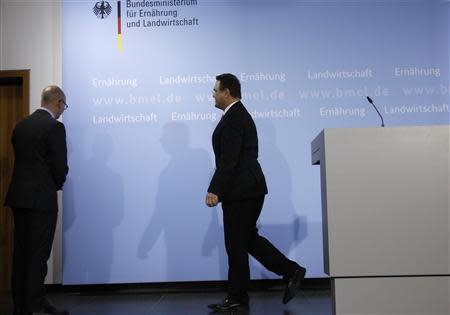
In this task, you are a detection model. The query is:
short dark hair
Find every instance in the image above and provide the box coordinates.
[216,73,241,98]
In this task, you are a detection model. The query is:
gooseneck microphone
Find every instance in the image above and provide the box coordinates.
[366,96,385,127]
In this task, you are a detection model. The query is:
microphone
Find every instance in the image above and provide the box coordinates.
[366,96,385,127]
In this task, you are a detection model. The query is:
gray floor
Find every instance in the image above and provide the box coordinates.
[0,288,332,315]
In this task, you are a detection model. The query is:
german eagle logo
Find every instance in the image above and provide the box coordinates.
[93,1,112,19]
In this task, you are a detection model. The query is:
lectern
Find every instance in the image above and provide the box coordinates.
[311,126,450,315]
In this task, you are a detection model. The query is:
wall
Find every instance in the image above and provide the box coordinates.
[1,0,449,285]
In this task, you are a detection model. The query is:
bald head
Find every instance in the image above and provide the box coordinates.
[41,85,66,119]
[41,86,65,106]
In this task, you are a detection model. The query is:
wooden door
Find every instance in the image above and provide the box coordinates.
[0,70,30,292]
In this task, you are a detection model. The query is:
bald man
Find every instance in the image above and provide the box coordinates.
[4,86,69,315]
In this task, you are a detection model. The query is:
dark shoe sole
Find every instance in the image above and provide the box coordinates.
[283,267,306,304]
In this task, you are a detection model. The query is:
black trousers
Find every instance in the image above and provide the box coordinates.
[12,207,57,313]
[221,196,298,302]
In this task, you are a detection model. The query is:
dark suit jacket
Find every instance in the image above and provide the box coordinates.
[208,101,268,202]
[4,109,68,212]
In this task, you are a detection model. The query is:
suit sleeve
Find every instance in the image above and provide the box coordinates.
[47,122,69,190]
[208,122,243,199]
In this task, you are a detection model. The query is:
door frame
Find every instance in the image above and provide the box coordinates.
[0,69,30,293]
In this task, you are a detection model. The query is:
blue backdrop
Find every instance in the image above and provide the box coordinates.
[62,0,449,284]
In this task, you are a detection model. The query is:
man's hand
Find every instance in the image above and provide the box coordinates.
[205,192,219,207]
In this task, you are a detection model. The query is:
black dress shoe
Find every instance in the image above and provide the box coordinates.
[208,297,249,312]
[283,266,306,304]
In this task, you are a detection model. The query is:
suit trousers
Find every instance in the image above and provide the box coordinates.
[221,196,298,302]
[12,207,57,313]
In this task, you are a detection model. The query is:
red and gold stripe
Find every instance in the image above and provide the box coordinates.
[117,1,122,51]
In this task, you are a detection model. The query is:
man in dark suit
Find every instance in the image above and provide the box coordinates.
[4,86,69,315]
[206,74,306,312]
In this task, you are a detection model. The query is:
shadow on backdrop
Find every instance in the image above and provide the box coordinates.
[137,122,216,280]
[63,133,124,284]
